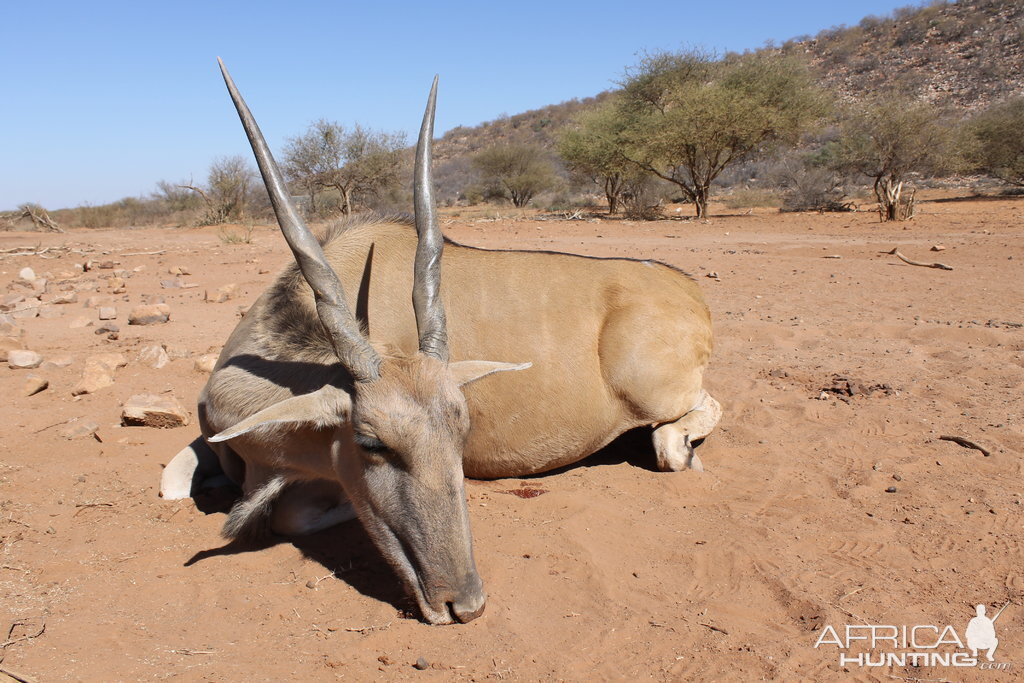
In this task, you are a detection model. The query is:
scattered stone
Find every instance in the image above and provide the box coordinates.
[41,355,73,369]
[10,304,39,320]
[23,374,48,396]
[69,316,92,329]
[205,283,238,303]
[930,245,946,252]
[885,486,898,493]
[160,279,183,289]
[0,337,25,362]
[892,474,902,482]
[168,265,190,276]
[38,305,63,319]
[137,344,170,369]
[108,277,126,290]
[50,291,79,305]
[71,353,127,395]
[164,344,191,360]
[193,354,218,373]
[413,657,429,671]
[59,420,99,440]
[98,260,116,269]
[705,272,720,280]
[18,267,36,281]
[30,278,48,296]
[0,318,23,337]
[1,293,26,310]
[95,322,120,340]
[83,295,109,308]
[98,306,117,320]
[128,303,170,325]
[8,349,43,369]
[121,393,190,428]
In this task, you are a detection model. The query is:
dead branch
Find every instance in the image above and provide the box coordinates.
[1,621,45,650]
[119,250,166,257]
[887,248,953,271]
[938,435,991,457]
[179,184,212,205]
[698,622,729,635]
[0,667,36,683]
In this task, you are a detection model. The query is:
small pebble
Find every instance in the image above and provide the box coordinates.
[413,657,429,670]
[885,486,897,493]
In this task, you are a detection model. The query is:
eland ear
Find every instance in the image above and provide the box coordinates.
[208,385,352,442]
[449,360,532,387]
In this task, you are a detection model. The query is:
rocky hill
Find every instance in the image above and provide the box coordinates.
[437,0,1023,165]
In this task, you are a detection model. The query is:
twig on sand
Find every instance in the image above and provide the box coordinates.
[340,622,392,634]
[119,250,166,256]
[73,502,115,517]
[939,435,991,457]
[1,621,45,651]
[698,622,729,635]
[167,648,217,655]
[887,248,953,271]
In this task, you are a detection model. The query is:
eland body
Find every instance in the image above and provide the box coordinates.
[162,61,721,625]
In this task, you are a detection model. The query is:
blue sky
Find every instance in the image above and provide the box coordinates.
[2,0,926,211]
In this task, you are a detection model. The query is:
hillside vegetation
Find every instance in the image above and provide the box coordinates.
[10,0,1023,229]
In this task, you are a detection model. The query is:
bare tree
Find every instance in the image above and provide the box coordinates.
[282,119,406,216]
[182,155,256,224]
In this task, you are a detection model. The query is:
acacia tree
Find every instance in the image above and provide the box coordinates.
[962,97,1024,187]
[834,97,950,221]
[282,119,406,216]
[472,144,557,207]
[182,155,256,224]
[615,50,828,218]
[558,98,644,214]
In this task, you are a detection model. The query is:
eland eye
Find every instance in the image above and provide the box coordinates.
[354,433,388,453]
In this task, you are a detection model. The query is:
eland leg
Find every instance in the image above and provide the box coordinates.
[652,390,722,472]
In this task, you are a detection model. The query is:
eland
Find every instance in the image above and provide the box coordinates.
[161,59,721,625]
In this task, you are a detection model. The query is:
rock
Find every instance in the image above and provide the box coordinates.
[10,305,39,320]
[885,486,897,493]
[0,337,25,362]
[164,344,190,359]
[69,316,92,329]
[137,344,170,369]
[0,317,23,336]
[98,260,116,269]
[169,265,190,276]
[128,303,170,325]
[1,293,26,310]
[205,284,238,304]
[8,349,42,369]
[19,267,36,281]
[193,354,218,373]
[930,244,946,251]
[83,295,109,308]
[121,393,190,428]
[59,420,99,440]
[98,306,117,320]
[95,322,120,340]
[107,277,126,290]
[160,279,182,289]
[50,291,78,305]
[70,353,127,395]
[38,305,63,319]
[41,355,73,369]
[23,374,48,396]
[413,658,429,671]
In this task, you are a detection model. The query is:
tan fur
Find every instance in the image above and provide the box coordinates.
[193,217,715,625]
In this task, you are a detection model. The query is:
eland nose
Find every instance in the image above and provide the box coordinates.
[449,572,486,623]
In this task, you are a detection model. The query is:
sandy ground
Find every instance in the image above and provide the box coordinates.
[0,196,1022,681]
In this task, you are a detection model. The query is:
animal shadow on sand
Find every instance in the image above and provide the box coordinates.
[181,425,694,614]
